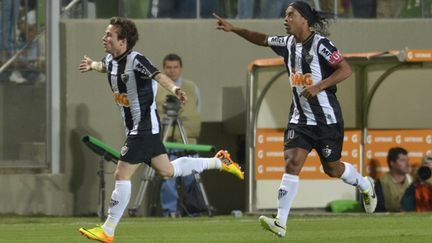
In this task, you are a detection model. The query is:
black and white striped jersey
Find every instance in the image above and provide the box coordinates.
[267,33,344,125]
[102,50,161,136]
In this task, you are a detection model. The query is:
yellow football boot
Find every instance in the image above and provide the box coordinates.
[215,150,244,180]
[79,225,114,243]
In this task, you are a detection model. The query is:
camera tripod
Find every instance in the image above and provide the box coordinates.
[128,113,214,217]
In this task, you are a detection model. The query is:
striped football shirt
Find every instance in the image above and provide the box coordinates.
[267,33,344,125]
[102,50,161,136]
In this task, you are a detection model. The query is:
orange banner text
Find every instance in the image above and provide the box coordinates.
[364,129,432,179]
[255,128,361,180]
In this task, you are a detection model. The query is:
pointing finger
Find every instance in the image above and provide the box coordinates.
[213,13,223,20]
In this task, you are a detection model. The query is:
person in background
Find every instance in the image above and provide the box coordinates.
[375,147,412,212]
[156,53,203,217]
[0,0,19,63]
[376,0,405,18]
[401,153,432,212]
[1,0,21,82]
[10,0,45,84]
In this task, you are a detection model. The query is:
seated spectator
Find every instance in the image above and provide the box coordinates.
[399,0,431,18]
[10,0,45,84]
[1,0,21,82]
[376,0,405,18]
[401,153,432,212]
[375,147,412,212]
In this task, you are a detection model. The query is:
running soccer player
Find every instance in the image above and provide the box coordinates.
[214,1,377,238]
[78,17,244,243]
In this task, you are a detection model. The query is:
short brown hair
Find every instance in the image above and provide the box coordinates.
[109,17,139,49]
[163,53,183,67]
[387,147,408,168]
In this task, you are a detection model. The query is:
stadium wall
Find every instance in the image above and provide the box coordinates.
[0,19,431,215]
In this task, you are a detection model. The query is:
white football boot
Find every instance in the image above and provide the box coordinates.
[361,176,377,213]
[259,215,286,237]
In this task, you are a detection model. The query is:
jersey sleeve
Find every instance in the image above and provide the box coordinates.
[101,56,107,70]
[317,38,344,66]
[133,55,161,79]
[267,35,289,57]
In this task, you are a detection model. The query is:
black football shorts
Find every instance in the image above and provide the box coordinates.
[120,134,167,165]
[284,123,344,163]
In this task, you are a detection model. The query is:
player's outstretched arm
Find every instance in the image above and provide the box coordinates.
[154,73,188,104]
[79,55,106,73]
[213,13,268,46]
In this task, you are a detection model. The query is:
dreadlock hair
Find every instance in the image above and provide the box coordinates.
[289,1,334,36]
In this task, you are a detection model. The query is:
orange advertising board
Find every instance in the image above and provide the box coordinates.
[364,129,432,179]
[255,128,361,180]
[405,50,432,62]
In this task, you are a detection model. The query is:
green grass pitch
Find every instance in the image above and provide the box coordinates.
[0,213,431,242]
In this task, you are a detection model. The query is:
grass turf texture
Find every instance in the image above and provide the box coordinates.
[0,213,431,242]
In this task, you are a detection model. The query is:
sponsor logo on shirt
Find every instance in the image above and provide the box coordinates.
[290,72,313,87]
[135,63,152,77]
[268,36,287,46]
[113,92,130,107]
[319,46,343,65]
[329,51,343,65]
[121,73,129,83]
[319,46,332,57]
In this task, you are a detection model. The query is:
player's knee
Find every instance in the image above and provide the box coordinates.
[284,158,302,175]
[323,167,339,177]
[114,169,131,180]
[157,170,173,180]
[323,163,344,178]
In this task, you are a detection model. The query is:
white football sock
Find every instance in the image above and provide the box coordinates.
[276,173,299,227]
[102,180,131,236]
[340,162,370,192]
[171,157,222,177]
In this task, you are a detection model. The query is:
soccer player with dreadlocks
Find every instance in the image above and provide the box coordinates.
[214,1,377,237]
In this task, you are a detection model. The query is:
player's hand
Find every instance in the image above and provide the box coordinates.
[213,13,234,32]
[300,84,321,99]
[79,55,93,72]
[175,88,188,104]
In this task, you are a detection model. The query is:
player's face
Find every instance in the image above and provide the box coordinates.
[102,24,126,56]
[391,154,410,175]
[163,60,182,81]
[284,6,308,35]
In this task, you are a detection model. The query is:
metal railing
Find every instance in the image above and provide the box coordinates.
[0,0,81,76]
[56,0,432,19]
